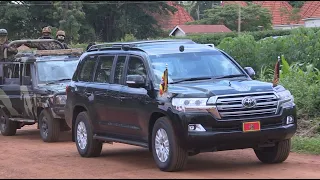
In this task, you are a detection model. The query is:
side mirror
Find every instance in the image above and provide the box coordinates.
[244,67,255,78]
[126,75,146,88]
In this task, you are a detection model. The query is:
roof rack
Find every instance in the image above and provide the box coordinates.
[87,39,195,51]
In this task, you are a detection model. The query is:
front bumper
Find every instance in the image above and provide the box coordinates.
[188,124,296,151]
[168,106,297,151]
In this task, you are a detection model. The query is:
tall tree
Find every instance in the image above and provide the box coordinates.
[188,4,272,32]
[53,1,85,43]
[280,7,302,25]
[0,1,31,40]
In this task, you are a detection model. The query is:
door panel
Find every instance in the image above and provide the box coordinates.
[116,55,152,141]
[97,55,127,135]
[74,55,98,131]
[0,63,23,118]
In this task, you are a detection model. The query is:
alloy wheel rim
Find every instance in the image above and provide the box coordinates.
[77,121,88,150]
[155,128,170,163]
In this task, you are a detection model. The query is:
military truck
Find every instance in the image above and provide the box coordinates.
[0,39,82,142]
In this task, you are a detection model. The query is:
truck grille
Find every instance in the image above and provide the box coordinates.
[215,92,279,120]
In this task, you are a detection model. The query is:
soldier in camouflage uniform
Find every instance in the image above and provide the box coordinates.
[0,29,18,62]
[39,26,53,39]
[55,30,69,49]
[24,27,61,50]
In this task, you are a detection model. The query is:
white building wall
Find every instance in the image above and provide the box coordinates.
[304,18,320,28]
[173,30,186,37]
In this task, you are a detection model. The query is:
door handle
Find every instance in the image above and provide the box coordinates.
[84,92,92,97]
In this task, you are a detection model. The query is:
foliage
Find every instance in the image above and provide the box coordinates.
[53,1,85,43]
[188,4,273,32]
[288,1,306,8]
[292,135,320,155]
[280,7,301,25]
[0,1,176,43]
[184,1,221,20]
[172,28,294,46]
[120,34,137,42]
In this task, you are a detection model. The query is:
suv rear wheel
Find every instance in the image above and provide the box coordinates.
[254,139,291,163]
[75,111,102,157]
[152,117,188,172]
[0,111,17,136]
[39,110,60,142]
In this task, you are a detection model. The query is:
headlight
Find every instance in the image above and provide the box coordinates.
[276,90,294,108]
[54,95,67,105]
[172,98,208,112]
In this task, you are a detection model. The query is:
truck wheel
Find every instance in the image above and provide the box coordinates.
[75,111,102,157]
[39,110,60,142]
[254,139,291,164]
[152,117,188,172]
[0,112,17,136]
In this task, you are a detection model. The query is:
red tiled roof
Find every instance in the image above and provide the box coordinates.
[253,1,295,25]
[155,1,194,30]
[221,1,247,7]
[300,1,320,20]
[171,25,232,35]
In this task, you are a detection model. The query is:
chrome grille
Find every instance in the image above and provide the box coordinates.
[215,92,279,119]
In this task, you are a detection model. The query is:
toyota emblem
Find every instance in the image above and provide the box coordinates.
[242,97,257,108]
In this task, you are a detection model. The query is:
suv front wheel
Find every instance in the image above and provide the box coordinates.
[39,110,60,142]
[75,111,102,157]
[254,139,291,163]
[152,117,188,172]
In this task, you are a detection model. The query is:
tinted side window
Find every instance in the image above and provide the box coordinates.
[127,56,147,78]
[3,64,20,85]
[78,56,97,82]
[21,63,32,86]
[113,56,126,84]
[94,56,114,83]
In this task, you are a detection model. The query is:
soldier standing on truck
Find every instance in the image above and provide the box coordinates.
[55,30,69,49]
[0,29,18,62]
[39,26,53,39]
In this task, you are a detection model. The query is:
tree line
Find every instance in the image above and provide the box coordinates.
[0,1,177,44]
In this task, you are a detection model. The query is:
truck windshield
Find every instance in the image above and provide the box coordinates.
[37,59,79,84]
[149,51,244,84]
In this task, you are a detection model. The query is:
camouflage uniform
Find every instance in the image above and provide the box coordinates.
[55,30,69,49]
[0,29,18,62]
[24,26,58,50]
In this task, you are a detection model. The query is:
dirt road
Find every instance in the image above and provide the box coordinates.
[0,125,319,179]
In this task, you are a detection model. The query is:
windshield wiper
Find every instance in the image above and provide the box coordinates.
[46,78,71,85]
[169,77,212,84]
[215,74,247,79]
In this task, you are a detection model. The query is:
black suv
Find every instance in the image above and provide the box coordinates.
[0,39,82,142]
[65,40,297,172]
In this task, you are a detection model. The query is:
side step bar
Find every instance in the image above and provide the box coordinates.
[9,118,36,123]
[93,135,148,148]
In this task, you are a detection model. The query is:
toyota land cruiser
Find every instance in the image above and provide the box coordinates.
[65,40,296,172]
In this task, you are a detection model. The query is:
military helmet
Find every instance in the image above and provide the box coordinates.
[42,26,52,34]
[56,30,66,37]
[0,29,8,36]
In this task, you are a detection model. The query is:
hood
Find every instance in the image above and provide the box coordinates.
[168,78,275,98]
[38,81,69,94]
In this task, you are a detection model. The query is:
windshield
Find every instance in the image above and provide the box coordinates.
[37,59,79,84]
[149,51,244,83]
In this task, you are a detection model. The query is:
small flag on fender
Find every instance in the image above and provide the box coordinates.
[159,64,168,96]
[272,56,281,87]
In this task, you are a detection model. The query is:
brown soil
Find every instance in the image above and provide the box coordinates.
[0,125,319,179]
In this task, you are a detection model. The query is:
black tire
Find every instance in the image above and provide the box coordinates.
[254,139,291,164]
[74,111,102,157]
[152,117,188,172]
[0,111,17,136]
[39,109,60,142]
